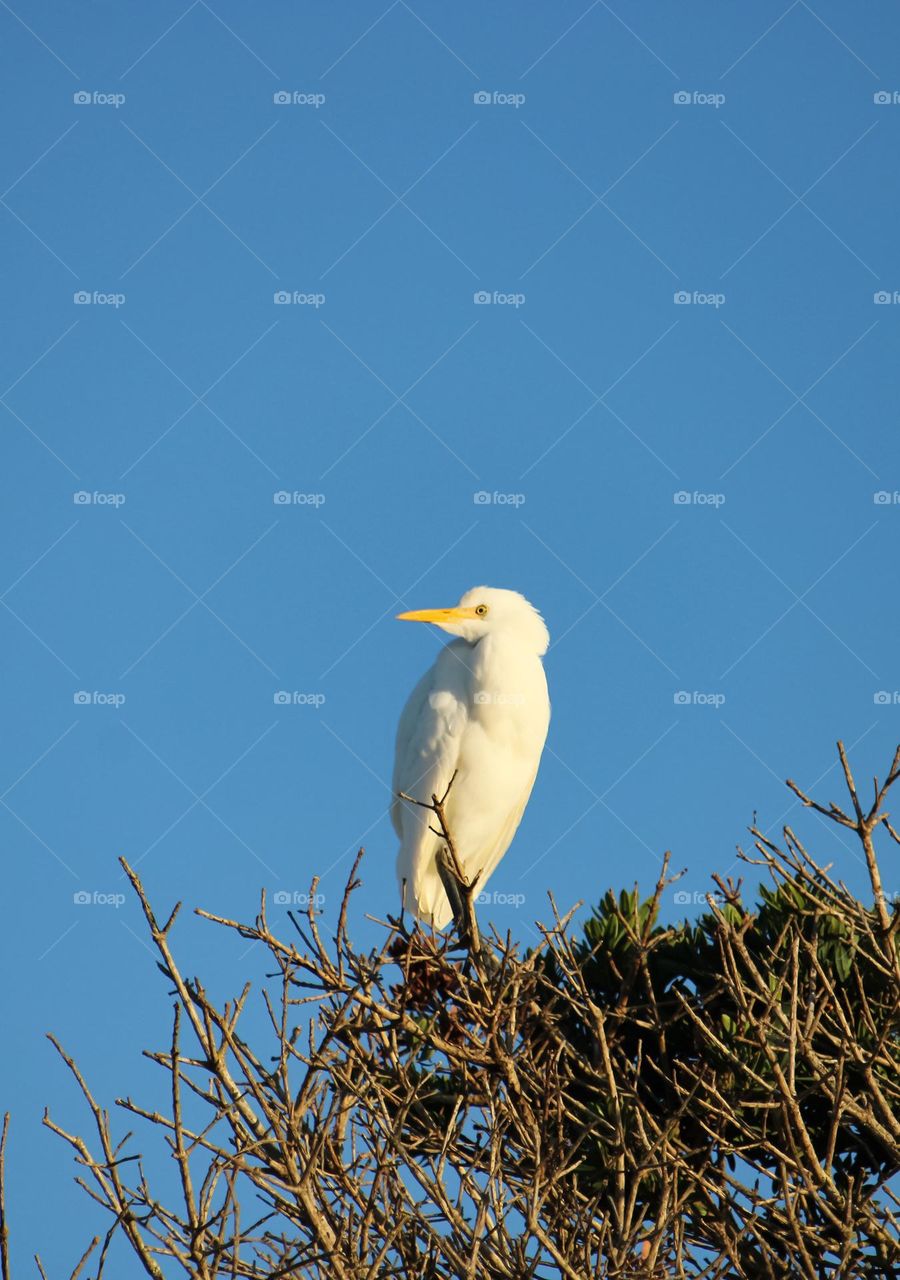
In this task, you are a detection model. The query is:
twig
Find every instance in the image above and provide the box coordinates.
[0,1114,9,1280]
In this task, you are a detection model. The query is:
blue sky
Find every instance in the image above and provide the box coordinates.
[3,0,900,1267]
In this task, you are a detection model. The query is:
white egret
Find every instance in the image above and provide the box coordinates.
[391,586,550,930]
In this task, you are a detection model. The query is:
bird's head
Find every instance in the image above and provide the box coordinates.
[397,586,549,654]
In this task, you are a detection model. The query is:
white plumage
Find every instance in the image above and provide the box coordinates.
[391,586,551,929]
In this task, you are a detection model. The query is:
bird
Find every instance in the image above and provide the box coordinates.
[391,586,551,930]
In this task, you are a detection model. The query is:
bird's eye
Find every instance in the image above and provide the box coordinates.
[475,604,489,617]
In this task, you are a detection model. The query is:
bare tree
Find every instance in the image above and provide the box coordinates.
[4,741,899,1277]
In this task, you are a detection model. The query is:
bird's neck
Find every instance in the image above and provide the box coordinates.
[469,634,539,683]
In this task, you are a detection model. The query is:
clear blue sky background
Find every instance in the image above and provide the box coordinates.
[3,1,900,1268]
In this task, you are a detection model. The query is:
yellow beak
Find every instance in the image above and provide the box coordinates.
[396,606,477,624]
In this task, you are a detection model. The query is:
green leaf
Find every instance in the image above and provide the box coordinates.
[833,944,854,982]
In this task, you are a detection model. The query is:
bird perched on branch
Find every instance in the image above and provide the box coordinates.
[392,587,551,930]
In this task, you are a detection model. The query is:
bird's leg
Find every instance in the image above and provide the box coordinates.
[431,789,499,978]
[397,773,495,975]
[428,780,485,960]
[435,848,466,936]
[435,847,497,979]
[435,845,483,955]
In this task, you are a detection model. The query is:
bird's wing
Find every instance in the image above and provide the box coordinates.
[392,645,473,926]
[390,666,435,837]
[474,765,540,892]
[391,651,469,835]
